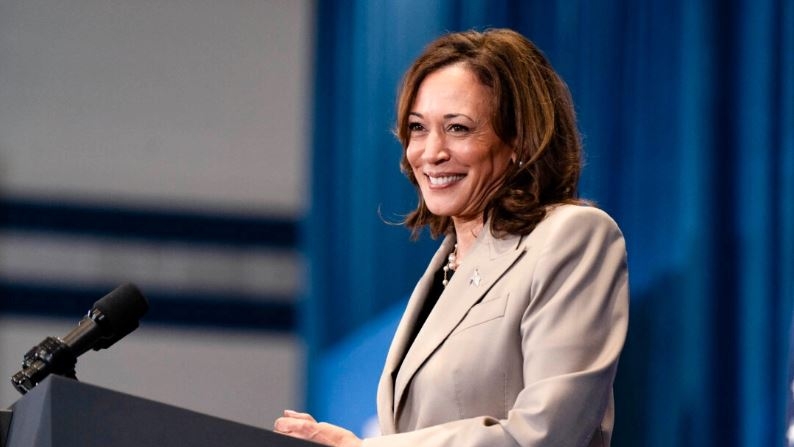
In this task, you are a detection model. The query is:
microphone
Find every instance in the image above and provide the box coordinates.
[11,283,149,394]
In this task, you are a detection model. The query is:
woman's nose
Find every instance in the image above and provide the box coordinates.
[422,130,449,164]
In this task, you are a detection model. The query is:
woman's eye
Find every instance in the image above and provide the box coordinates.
[448,124,470,133]
[408,122,425,132]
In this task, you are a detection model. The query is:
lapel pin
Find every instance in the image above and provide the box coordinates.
[469,268,482,287]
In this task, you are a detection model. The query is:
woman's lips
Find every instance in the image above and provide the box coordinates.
[426,173,465,187]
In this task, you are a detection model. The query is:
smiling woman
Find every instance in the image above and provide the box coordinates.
[395,29,584,245]
[275,28,629,447]
[405,63,514,246]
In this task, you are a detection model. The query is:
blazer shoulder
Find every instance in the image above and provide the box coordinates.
[544,203,619,224]
[520,205,627,257]
[539,204,624,236]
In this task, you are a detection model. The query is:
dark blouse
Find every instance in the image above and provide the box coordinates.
[403,266,451,359]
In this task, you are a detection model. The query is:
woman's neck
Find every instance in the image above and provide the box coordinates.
[452,217,484,265]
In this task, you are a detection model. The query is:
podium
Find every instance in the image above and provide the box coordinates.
[0,375,319,447]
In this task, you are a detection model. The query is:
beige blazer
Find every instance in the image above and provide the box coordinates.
[362,205,629,447]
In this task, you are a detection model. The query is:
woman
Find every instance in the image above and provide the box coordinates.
[275,28,629,447]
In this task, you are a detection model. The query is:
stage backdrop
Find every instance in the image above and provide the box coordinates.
[305,0,794,446]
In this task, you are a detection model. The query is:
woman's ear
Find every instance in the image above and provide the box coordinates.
[510,150,523,167]
[508,139,520,163]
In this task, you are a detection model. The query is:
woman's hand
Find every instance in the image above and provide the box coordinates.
[274,410,363,447]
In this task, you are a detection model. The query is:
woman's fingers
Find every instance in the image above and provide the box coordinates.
[274,412,362,447]
[284,409,316,421]
[274,411,319,436]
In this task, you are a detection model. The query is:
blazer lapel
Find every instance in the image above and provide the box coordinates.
[378,235,456,433]
[392,228,526,419]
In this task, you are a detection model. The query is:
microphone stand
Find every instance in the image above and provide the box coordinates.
[11,336,79,395]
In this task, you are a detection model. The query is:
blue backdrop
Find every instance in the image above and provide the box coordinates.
[305,1,794,445]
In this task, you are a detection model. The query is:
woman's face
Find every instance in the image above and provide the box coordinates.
[406,63,513,223]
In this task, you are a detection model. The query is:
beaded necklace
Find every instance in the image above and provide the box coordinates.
[441,244,459,287]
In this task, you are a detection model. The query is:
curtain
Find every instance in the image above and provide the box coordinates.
[305,0,794,445]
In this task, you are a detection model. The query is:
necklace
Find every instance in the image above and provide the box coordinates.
[442,244,459,287]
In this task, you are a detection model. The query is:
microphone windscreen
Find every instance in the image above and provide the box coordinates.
[93,282,149,338]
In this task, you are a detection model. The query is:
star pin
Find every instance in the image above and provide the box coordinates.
[469,268,482,287]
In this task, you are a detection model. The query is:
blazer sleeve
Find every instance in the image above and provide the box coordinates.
[362,207,629,447]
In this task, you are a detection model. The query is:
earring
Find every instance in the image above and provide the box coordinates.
[511,154,524,168]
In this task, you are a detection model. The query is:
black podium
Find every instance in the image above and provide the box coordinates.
[0,375,319,447]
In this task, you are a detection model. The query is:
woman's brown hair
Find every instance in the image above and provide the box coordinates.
[396,29,584,239]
